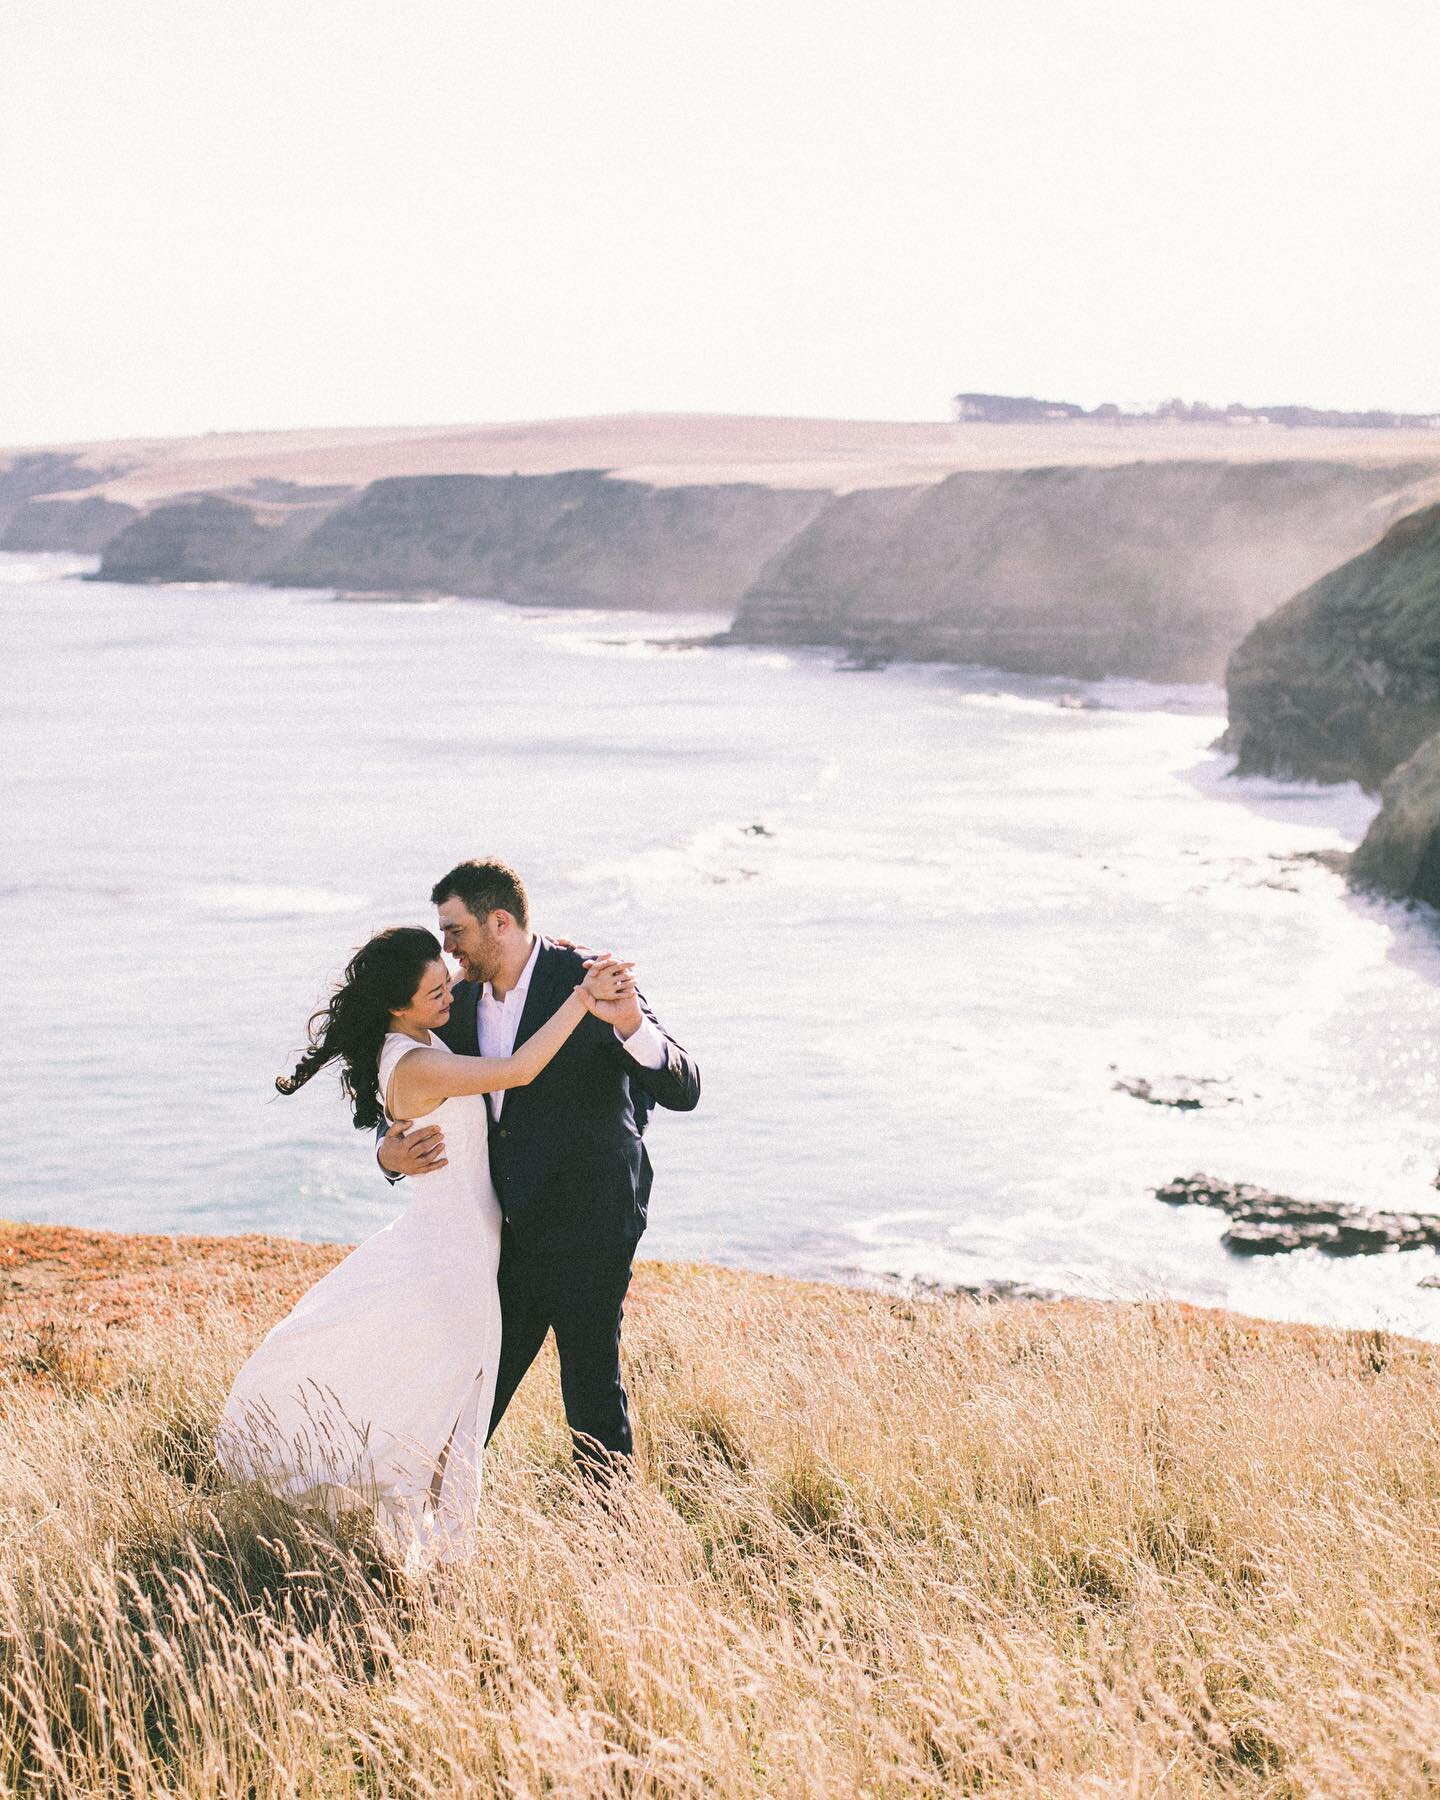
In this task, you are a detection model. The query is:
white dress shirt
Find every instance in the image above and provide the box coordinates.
[477,934,666,1119]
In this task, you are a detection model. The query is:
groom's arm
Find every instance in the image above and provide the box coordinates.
[550,941,699,1112]
[606,989,700,1112]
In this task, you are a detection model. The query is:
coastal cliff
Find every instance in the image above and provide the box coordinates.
[1349,729,1440,906]
[266,471,828,608]
[97,471,828,612]
[92,458,1435,675]
[0,494,137,551]
[730,460,1431,681]
[1224,502,1440,788]
[0,451,120,531]
[96,494,334,584]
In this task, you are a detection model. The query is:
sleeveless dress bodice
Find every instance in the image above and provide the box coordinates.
[217,1032,504,1570]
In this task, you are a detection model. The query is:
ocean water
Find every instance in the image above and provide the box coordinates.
[3,551,1439,1338]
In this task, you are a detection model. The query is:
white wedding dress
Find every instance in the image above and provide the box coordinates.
[217,1032,503,1569]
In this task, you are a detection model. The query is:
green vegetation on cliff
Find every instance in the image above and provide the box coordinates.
[1350,729,1440,906]
[1225,503,1440,788]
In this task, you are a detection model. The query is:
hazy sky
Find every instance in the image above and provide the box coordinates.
[2,0,1436,444]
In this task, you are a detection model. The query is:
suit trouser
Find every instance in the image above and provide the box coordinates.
[485,1220,638,1469]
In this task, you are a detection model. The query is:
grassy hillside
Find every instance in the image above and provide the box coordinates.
[3,1221,1440,1794]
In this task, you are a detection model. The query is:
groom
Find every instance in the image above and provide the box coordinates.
[379,857,700,1472]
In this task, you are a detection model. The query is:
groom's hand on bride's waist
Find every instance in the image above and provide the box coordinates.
[378,1119,448,1178]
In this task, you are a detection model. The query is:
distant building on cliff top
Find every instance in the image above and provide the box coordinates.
[952,392,1440,429]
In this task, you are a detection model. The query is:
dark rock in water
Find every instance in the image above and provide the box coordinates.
[741,823,775,838]
[1156,1172,1440,1257]
[0,495,137,552]
[1349,730,1440,908]
[1295,847,1351,876]
[1114,1074,1236,1110]
[1418,1274,1440,1289]
[1224,499,1440,789]
[729,460,1433,683]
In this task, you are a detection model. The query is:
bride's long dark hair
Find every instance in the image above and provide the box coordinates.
[277,927,443,1130]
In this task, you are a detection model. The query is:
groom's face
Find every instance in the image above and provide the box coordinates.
[437,897,501,983]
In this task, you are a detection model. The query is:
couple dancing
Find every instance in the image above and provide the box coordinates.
[217,858,700,1567]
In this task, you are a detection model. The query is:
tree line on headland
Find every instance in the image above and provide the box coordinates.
[954,390,1440,430]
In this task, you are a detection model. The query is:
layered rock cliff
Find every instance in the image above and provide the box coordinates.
[97,471,828,612]
[0,495,137,552]
[96,495,327,584]
[92,458,1439,687]
[730,461,1431,682]
[265,471,828,608]
[1224,503,1440,788]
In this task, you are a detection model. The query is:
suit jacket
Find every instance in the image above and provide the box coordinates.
[436,937,700,1247]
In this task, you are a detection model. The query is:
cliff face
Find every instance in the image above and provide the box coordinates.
[97,495,327,585]
[97,471,829,611]
[0,452,120,528]
[267,471,828,607]
[93,459,1440,685]
[1350,730,1440,906]
[0,495,137,552]
[731,461,1431,681]
[1224,503,1440,788]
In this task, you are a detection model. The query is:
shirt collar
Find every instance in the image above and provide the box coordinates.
[482,932,541,1006]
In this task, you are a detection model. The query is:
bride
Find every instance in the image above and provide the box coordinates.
[217,924,631,1568]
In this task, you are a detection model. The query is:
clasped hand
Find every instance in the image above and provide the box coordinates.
[378,947,642,1178]
[579,952,636,1015]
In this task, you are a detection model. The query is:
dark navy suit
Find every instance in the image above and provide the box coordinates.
[435,938,699,1466]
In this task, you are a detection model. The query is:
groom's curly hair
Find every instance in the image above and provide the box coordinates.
[430,857,530,927]
[276,926,442,1131]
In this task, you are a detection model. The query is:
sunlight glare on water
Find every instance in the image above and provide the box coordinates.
[2,554,1438,1338]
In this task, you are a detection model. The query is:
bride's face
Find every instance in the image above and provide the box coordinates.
[390,959,453,1034]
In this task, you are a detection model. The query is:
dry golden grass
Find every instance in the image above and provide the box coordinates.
[3,1226,1440,1796]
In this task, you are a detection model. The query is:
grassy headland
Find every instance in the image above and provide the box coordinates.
[3,1219,1440,1794]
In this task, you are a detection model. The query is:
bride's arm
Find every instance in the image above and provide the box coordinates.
[386,958,633,1117]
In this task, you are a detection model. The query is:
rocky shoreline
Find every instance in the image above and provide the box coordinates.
[1155,1173,1440,1261]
